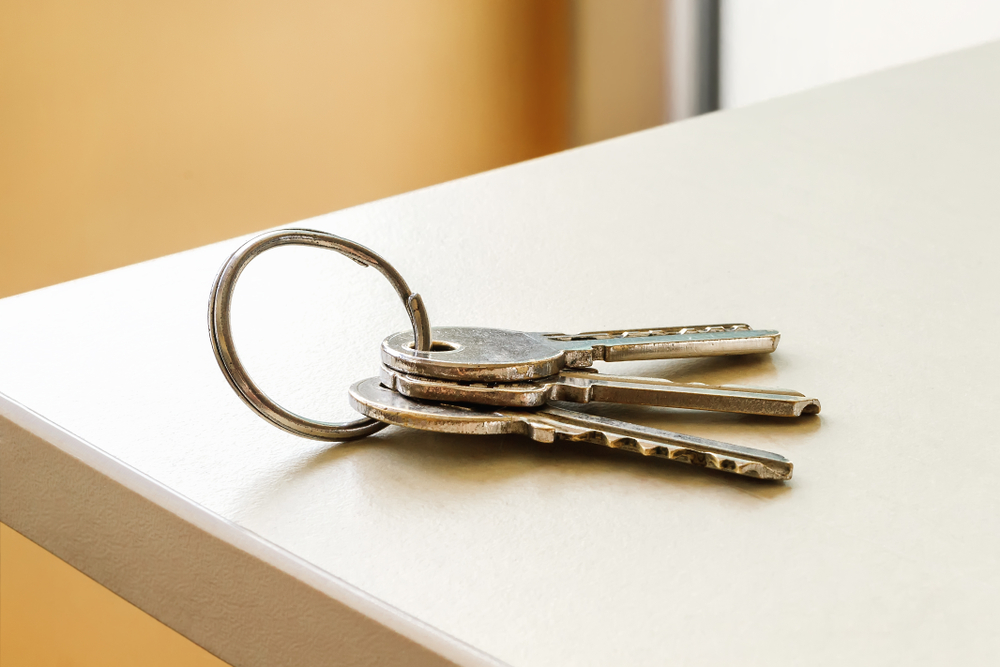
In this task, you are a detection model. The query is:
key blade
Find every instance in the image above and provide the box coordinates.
[539,324,780,366]
[526,406,793,480]
[554,371,822,417]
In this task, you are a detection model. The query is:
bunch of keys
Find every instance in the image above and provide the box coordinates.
[210,230,821,481]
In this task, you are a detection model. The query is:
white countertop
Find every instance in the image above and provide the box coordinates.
[3,42,999,667]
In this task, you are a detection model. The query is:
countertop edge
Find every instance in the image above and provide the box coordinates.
[0,392,505,667]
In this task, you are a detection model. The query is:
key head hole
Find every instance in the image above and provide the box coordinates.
[405,340,460,352]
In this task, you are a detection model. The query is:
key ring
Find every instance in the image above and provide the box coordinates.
[209,228,431,441]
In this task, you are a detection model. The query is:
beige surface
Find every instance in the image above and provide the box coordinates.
[0,0,568,299]
[2,42,1000,666]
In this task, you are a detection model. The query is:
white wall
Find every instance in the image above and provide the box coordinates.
[721,0,1000,108]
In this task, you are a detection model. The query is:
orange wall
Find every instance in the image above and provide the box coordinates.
[0,0,569,299]
[1,524,228,666]
[0,3,568,665]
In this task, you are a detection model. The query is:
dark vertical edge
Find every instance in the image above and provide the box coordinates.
[697,0,721,114]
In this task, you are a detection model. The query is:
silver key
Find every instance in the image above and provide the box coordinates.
[379,365,822,416]
[350,377,793,480]
[382,324,780,382]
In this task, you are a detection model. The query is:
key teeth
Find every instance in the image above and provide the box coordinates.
[555,429,792,480]
[528,423,557,443]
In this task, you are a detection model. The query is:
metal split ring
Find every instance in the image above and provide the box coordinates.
[209,228,431,441]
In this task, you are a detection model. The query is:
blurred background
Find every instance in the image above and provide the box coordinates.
[2,0,999,665]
